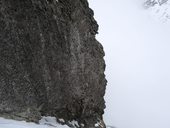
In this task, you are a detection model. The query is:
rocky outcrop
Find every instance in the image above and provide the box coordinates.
[144,0,168,8]
[0,0,107,127]
[144,0,170,22]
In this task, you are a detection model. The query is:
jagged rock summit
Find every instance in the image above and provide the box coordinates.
[0,0,107,127]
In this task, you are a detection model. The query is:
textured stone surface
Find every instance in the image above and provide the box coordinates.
[0,0,107,127]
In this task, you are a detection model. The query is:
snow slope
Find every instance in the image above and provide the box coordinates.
[0,117,70,128]
[0,117,101,128]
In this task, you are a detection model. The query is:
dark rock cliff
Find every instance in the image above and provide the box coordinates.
[0,0,107,127]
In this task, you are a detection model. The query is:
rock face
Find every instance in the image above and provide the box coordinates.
[0,0,107,127]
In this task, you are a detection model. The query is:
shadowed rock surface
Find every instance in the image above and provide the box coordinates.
[0,0,106,127]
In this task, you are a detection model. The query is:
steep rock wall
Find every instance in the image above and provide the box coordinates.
[0,0,107,127]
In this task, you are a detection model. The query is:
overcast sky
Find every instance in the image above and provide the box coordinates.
[88,0,170,128]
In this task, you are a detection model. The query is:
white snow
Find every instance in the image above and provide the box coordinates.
[0,117,70,128]
[68,120,79,128]
[58,118,65,123]
[94,122,100,127]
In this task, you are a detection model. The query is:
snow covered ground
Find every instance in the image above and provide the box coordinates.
[0,117,105,128]
[0,117,70,128]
